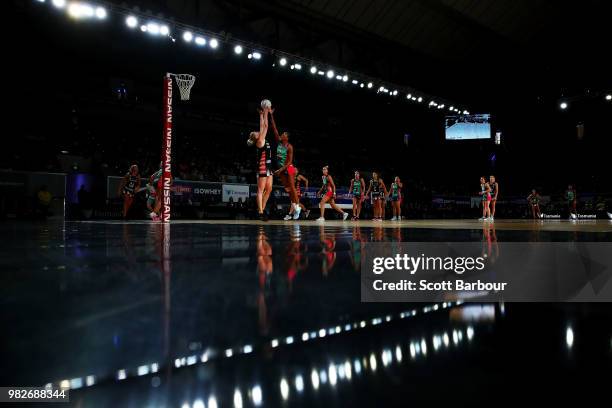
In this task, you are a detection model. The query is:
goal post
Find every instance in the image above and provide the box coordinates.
[160,73,195,222]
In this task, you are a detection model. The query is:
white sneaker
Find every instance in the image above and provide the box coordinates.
[490,216,494,221]
[478,217,485,221]
[391,216,397,221]
[607,212,612,219]
[488,217,494,222]
[316,217,325,222]
[283,214,292,221]
[293,206,301,220]
[305,210,310,219]
[343,212,349,221]
[149,211,157,219]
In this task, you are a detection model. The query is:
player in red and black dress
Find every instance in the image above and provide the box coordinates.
[269,109,300,220]
[365,172,388,221]
[489,175,499,220]
[118,164,141,219]
[288,167,310,219]
[248,106,272,220]
[316,166,349,222]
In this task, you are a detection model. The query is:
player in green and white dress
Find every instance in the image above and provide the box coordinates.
[565,185,577,219]
[388,176,403,221]
[349,171,366,220]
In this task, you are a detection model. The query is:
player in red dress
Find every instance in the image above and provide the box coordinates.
[316,166,349,222]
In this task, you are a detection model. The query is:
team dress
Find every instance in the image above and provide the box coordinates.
[390,182,401,202]
[370,179,382,200]
[295,174,303,198]
[322,175,334,198]
[123,173,139,196]
[147,169,162,206]
[480,183,492,202]
[276,143,296,177]
[352,179,362,199]
[256,141,272,177]
[490,182,498,200]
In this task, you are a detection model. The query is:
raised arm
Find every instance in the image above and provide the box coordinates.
[256,108,269,148]
[269,110,280,142]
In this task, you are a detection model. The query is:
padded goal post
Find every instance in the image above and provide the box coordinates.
[160,73,195,222]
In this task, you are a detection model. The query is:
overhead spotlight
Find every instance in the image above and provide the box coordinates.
[605,94,611,101]
[234,45,243,54]
[195,36,206,46]
[52,0,66,8]
[146,23,160,35]
[252,52,261,60]
[417,97,423,102]
[411,96,417,101]
[209,38,219,49]
[140,25,147,32]
[352,80,358,85]
[342,75,349,82]
[279,58,287,66]
[406,93,412,99]
[159,25,169,36]
[310,66,317,74]
[560,102,568,110]
[326,70,334,79]
[360,83,364,88]
[294,63,302,70]
[367,82,373,89]
[439,104,445,108]
[68,3,94,18]
[183,31,193,42]
[126,15,138,28]
[392,90,398,96]
[95,7,106,19]
[463,110,469,114]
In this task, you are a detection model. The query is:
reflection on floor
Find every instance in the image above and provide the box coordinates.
[0,220,610,406]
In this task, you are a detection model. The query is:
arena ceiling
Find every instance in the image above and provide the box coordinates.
[111,0,611,107]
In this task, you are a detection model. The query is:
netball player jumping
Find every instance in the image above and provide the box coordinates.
[316,166,349,222]
[248,106,272,221]
[269,109,300,220]
[349,171,366,220]
[118,164,141,219]
[365,172,388,221]
[389,176,403,221]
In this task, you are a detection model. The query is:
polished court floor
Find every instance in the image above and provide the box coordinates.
[1,219,611,407]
